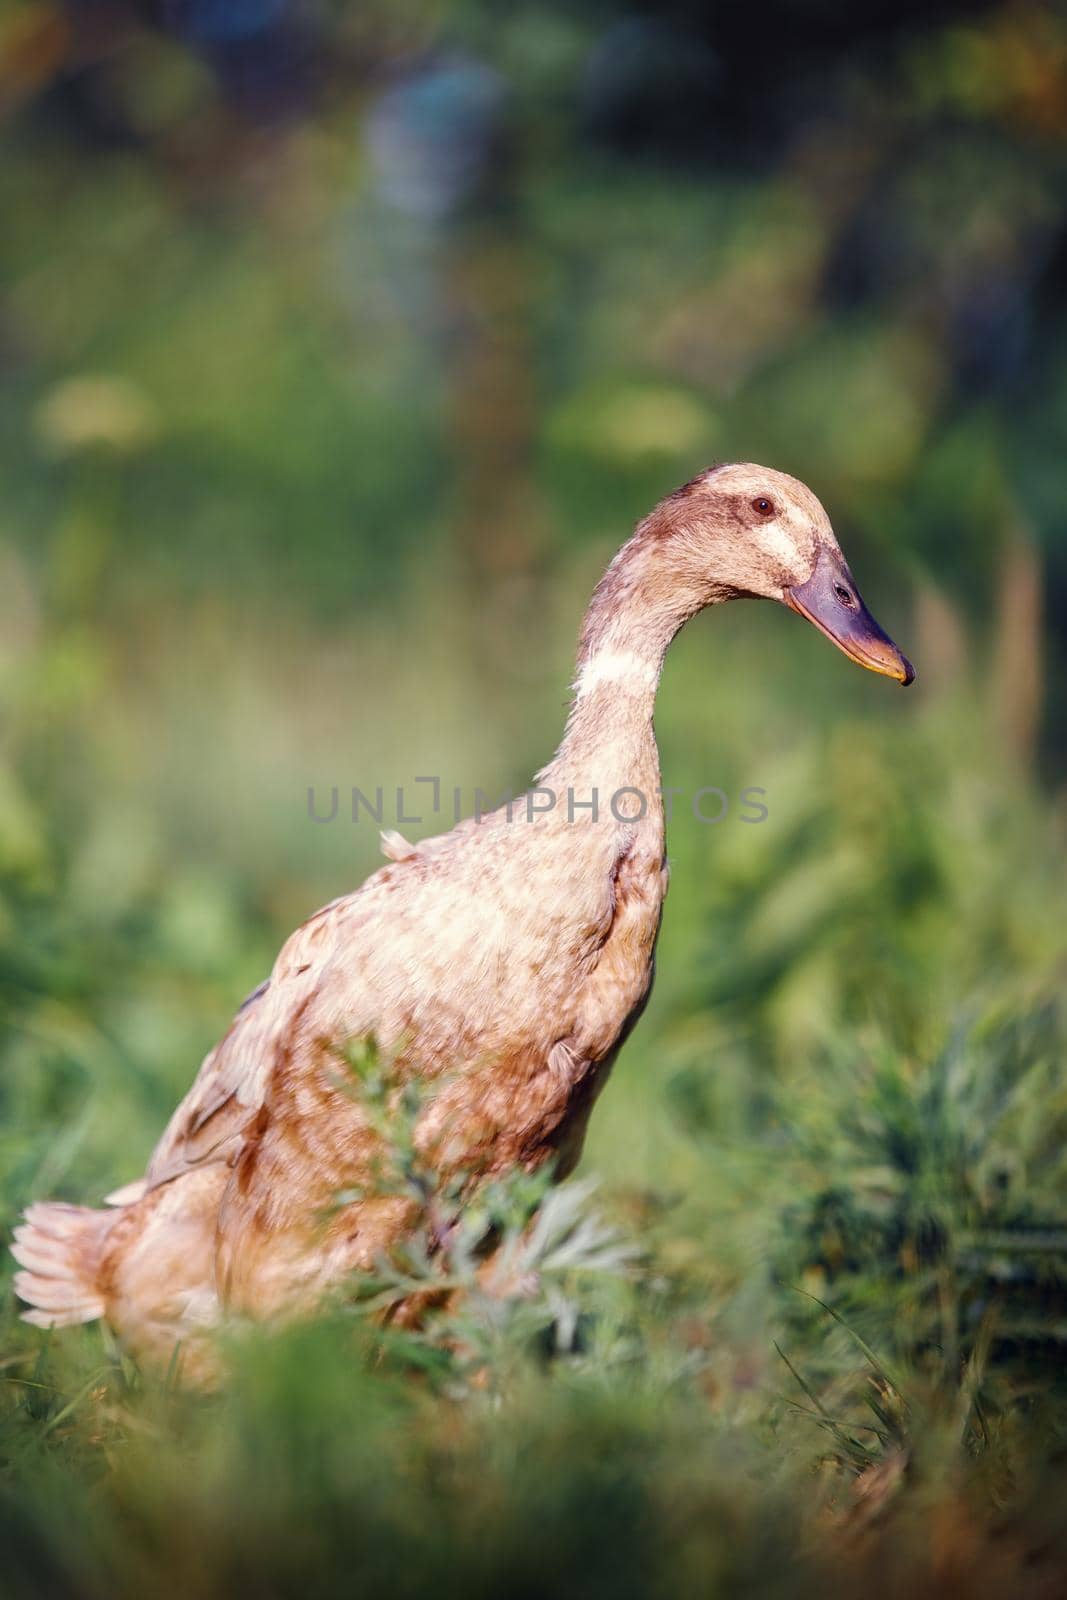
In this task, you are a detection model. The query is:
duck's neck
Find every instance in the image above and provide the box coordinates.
[541,530,705,804]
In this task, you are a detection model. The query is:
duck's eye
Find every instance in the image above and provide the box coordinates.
[833,583,856,608]
[752,497,775,516]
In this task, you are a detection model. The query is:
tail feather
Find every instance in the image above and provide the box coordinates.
[10,1202,113,1328]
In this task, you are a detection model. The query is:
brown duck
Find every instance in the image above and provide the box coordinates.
[13,464,913,1374]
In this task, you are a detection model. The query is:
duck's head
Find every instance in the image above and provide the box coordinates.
[663,463,914,685]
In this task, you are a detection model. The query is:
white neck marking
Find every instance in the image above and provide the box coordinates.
[573,648,660,699]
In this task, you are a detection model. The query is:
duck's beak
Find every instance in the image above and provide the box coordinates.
[784,547,914,685]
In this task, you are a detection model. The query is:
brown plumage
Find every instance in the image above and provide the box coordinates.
[12,464,913,1378]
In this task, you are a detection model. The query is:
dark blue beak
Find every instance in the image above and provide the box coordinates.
[784,547,914,686]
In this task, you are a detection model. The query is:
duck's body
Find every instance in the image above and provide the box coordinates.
[13,465,912,1375]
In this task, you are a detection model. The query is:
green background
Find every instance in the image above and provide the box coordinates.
[2,2,1067,1594]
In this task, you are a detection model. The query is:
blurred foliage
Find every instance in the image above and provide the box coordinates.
[3,0,1067,1595]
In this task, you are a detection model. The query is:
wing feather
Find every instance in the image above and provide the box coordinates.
[142,893,356,1190]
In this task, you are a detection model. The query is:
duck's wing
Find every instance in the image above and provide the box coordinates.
[135,807,493,1198]
[132,802,623,1198]
[139,893,358,1192]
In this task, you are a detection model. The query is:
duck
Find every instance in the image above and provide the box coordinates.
[12,463,913,1377]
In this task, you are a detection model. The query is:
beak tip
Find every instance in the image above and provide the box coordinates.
[900,657,916,687]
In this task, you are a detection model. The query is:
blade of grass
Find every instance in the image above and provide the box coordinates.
[773,1342,873,1468]
[793,1289,911,1408]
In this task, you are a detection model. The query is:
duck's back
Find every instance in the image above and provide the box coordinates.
[153,801,632,1174]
